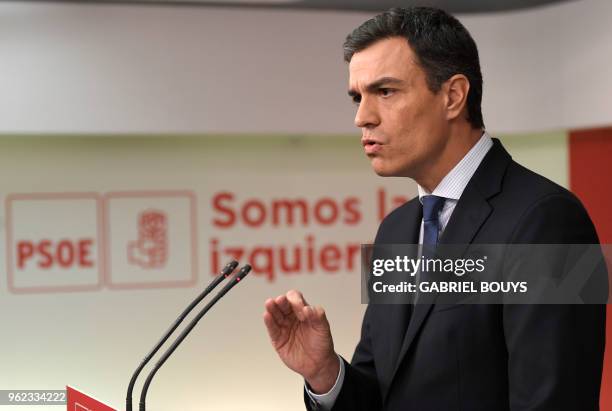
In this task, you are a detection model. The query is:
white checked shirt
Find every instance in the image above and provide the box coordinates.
[416,131,493,241]
[306,132,493,410]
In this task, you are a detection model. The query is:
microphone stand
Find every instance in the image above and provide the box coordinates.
[126,260,239,411]
[139,264,251,411]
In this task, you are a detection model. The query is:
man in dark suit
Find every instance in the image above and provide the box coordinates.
[263,7,607,410]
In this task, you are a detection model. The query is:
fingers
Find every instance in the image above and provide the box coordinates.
[274,294,293,316]
[286,289,309,321]
[264,297,291,345]
[263,310,281,342]
[264,297,285,324]
[264,290,324,332]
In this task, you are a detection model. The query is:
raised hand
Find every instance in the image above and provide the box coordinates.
[263,290,340,393]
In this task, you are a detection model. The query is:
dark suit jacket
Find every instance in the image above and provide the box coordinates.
[305,138,607,411]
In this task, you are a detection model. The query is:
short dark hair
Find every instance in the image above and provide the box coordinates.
[343,7,484,129]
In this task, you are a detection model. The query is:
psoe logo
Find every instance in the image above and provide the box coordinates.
[128,209,168,269]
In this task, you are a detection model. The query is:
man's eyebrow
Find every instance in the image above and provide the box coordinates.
[348,77,404,97]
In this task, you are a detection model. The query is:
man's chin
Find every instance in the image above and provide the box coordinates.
[370,161,412,178]
[371,165,399,177]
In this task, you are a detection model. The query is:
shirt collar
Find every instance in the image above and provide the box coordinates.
[418,131,493,202]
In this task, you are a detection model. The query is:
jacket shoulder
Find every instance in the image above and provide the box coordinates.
[500,161,598,243]
[503,161,586,211]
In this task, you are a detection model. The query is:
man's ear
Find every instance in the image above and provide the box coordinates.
[443,74,470,122]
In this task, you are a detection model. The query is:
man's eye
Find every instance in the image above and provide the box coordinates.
[352,95,361,105]
[380,88,394,97]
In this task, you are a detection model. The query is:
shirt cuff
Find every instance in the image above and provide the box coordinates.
[304,354,345,411]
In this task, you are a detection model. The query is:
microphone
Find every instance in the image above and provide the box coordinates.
[139,264,252,411]
[126,260,239,411]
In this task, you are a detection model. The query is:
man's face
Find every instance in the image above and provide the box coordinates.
[349,37,449,178]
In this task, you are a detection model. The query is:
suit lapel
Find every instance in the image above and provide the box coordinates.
[381,200,422,383]
[387,138,512,391]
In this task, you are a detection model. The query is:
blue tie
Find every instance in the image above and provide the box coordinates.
[422,195,446,247]
[415,195,446,304]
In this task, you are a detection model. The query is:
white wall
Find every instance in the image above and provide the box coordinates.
[0,0,611,135]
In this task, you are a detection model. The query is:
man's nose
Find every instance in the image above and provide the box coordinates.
[354,96,380,129]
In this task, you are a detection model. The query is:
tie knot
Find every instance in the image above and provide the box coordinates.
[422,195,446,222]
